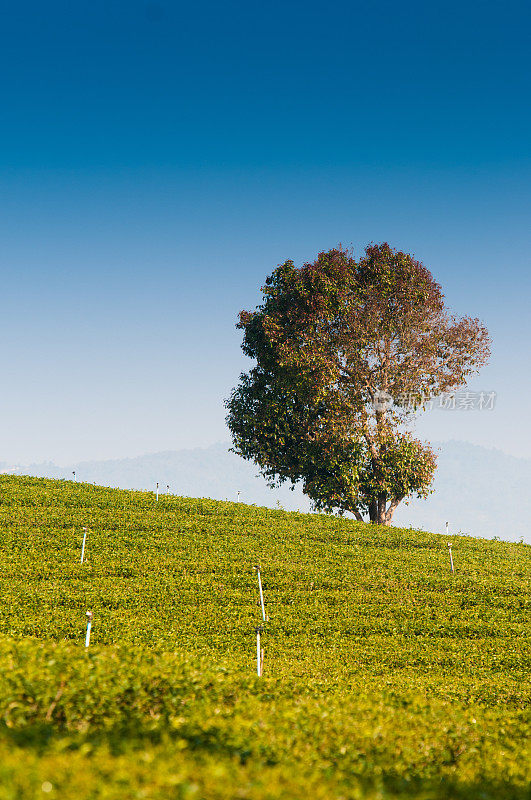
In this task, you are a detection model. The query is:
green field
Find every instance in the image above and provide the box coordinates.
[0,474,529,799]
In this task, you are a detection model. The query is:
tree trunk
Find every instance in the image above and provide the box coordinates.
[369,496,390,524]
[368,493,403,525]
[377,493,387,525]
[384,496,404,525]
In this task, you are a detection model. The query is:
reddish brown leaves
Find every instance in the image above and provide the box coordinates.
[227,243,490,523]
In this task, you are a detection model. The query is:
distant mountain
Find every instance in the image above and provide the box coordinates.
[393,440,531,543]
[0,444,310,511]
[2,440,530,543]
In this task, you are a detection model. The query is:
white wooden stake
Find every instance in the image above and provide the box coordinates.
[254,565,266,621]
[85,611,93,648]
[156,482,159,501]
[237,491,241,502]
[445,521,449,536]
[256,627,262,676]
[80,527,87,563]
[448,542,455,573]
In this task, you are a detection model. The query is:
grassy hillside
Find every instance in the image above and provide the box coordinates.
[0,475,529,800]
[7,439,531,543]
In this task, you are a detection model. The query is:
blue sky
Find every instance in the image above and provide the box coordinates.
[1,0,530,464]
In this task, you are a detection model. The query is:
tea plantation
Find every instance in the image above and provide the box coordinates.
[0,474,529,800]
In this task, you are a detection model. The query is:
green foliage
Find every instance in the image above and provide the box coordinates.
[0,474,529,799]
[227,244,490,523]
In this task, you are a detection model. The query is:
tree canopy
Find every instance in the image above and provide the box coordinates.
[226,244,490,524]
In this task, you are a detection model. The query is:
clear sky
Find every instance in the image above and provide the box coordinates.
[1,0,530,465]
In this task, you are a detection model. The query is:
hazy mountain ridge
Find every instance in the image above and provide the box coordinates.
[2,441,530,543]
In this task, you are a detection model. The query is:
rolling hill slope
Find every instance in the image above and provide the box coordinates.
[3,439,530,542]
[0,474,529,800]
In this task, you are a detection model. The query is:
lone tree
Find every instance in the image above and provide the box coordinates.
[226,244,490,524]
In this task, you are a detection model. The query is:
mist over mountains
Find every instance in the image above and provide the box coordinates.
[2,441,529,543]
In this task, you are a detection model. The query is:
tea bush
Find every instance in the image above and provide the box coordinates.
[0,475,529,799]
